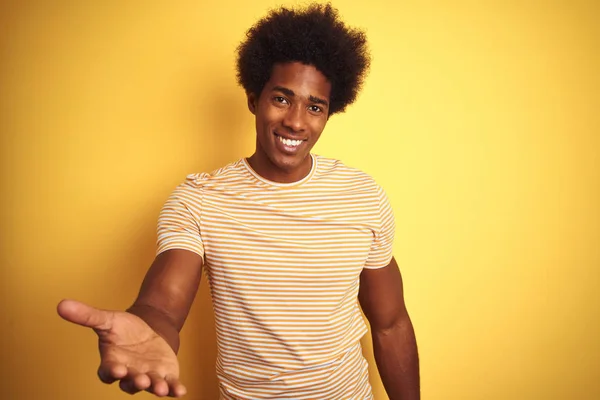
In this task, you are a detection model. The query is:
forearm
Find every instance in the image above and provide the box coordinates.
[126,304,181,353]
[126,249,204,353]
[372,317,420,400]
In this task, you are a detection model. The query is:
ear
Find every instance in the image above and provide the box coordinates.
[247,92,257,115]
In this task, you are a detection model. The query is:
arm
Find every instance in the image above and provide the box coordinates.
[127,179,205,353]
[126,248,203,353]
[359,257,420,400]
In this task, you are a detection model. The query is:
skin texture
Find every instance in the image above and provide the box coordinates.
[57,62,420,398]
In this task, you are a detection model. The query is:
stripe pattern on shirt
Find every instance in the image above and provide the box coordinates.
[156,154,395,399]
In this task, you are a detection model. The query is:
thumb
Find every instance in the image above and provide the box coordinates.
[57,299,113,330]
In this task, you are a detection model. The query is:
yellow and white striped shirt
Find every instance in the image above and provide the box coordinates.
[157,154,395,399]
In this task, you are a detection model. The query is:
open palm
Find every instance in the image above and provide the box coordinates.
[57,299,186,397]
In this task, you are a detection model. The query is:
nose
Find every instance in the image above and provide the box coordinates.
[282,104,306,133]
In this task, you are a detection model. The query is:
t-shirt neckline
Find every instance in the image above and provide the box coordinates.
[242,154,317,188]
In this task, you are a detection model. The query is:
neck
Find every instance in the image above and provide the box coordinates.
[247,153,313,184]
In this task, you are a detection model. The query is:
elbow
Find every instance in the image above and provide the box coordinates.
[370,312,413,338]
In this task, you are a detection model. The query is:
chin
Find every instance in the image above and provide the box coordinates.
[270,154,302,171]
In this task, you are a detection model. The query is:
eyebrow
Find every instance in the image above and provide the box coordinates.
[272,86,329,107]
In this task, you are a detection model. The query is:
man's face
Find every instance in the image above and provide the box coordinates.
[247,62,331,181]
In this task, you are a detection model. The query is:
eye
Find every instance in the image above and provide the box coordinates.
[308,105,323,113]
[273,96,289,104]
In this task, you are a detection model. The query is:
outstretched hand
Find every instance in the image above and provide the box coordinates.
[57,299,187,397]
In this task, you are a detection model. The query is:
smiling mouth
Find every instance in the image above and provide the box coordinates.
[275,133,305,148]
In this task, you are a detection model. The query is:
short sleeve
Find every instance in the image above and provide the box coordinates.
[156,181,204,260]
[364,185,395,269]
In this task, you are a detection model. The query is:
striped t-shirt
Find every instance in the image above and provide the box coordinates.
[156,154,395,399]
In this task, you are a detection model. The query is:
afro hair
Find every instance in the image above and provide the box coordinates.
[235,3,371,115]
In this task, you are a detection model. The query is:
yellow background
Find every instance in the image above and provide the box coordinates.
[1,0,598,399]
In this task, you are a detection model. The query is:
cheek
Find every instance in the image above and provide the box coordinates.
[309,120,327,140]
[258,102,283,124]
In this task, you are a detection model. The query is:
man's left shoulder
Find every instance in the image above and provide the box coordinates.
[314,154,380,189]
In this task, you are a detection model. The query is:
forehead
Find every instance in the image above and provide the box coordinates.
[266,62,332,99]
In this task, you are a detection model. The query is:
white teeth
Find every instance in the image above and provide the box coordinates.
[278,136,302,147]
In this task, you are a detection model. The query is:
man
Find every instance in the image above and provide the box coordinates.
[57,3,420,399]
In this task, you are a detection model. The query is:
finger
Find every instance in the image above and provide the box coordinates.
[165,375,187,398]
[146,372,169,397]
[97,362,127,384]
[56,299,112,330]
[119,378,141,395]
[118,368,151,395]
